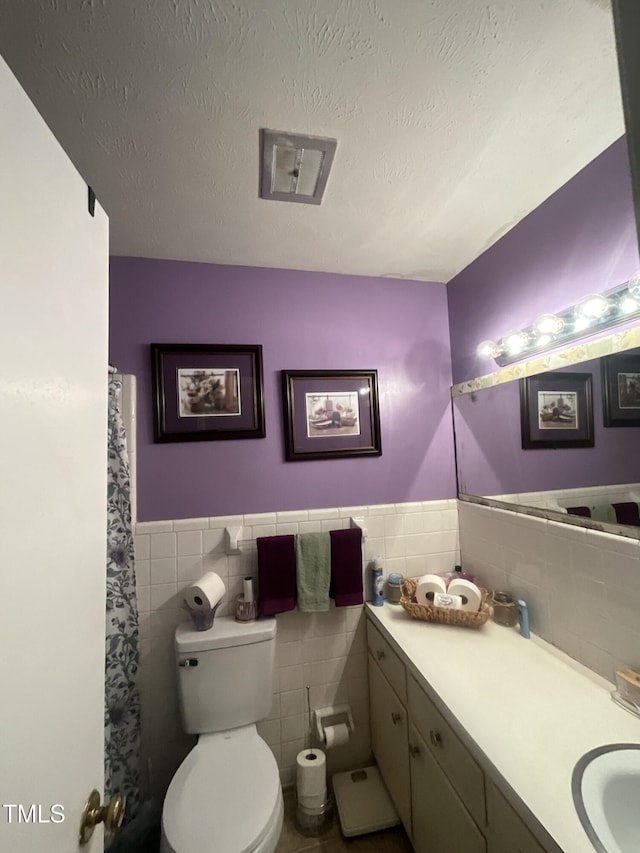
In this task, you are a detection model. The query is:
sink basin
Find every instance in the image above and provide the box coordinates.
[572,744,640,853]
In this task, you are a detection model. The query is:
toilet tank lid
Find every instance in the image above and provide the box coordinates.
[176,615,276,653]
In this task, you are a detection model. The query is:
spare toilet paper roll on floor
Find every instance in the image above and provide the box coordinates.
[447,578,482,612]
[184,572,226,611]
[322,722,350,748]
[415,573,448,605]
[296,748,327,808]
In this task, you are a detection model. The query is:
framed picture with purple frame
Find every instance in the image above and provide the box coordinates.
[281,369,382,461]
[151,343,265,442]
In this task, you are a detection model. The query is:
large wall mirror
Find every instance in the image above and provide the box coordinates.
[451,1,640,539]
[452,331,640,538]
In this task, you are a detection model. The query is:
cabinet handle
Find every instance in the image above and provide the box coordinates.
[409,743,421,758]
[391,712,402,725]
[429,730,443,748]
[376,649,386,661]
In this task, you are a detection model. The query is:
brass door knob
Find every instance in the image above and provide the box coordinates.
[79,789,126,845]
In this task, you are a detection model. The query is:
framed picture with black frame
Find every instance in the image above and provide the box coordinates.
[520,371,594,449]
[281,369,382,461]
[151,343,265,442]
[601,348,640,427]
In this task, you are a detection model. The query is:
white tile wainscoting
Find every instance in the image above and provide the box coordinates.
[134,499,460,799]
[458,500,640,682]
[133,496,640,801]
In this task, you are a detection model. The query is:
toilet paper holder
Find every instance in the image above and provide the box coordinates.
[314,704,354,743]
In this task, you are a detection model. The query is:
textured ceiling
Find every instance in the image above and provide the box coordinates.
[0,0,625,282]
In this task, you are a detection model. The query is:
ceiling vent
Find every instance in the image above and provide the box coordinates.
[259,129,337,205]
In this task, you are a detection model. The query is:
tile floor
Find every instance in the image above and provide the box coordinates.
[276,791,414,853]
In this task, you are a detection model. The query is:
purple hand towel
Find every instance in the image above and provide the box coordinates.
[612,502,640,526]
[257,535,296,616]
[329,527,363,607]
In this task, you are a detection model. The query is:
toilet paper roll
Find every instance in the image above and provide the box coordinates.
[323,723,350,748]
[415,573,448,605]
[184,572,226,611]
[447,578,482,612]
[243,576,255,604]
[296,749,327,808]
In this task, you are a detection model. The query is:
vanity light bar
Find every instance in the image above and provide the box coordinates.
[478,275,640,367]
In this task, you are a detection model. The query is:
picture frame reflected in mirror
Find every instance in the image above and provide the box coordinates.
[602,349,640,427]
[520,372,594,450]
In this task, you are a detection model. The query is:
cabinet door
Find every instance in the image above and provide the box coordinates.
[410,723,486,853]
[486,780,547,853]
[369,656,411,831]
[408,673,486,829]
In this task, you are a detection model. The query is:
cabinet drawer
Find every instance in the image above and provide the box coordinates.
[408,673,485,829]
[369,658,411,832]
[486,780,547,853]
[367,619,407,704]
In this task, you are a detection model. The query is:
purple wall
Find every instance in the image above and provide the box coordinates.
[109,259,457,521]
[447,137,640,385]
[453,358,640,496]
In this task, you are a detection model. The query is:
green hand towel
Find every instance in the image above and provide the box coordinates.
[296,532,331,612]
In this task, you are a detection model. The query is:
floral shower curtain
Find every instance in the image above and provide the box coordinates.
[105,375,140,820]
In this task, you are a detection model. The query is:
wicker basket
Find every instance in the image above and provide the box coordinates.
[400,578,491,629]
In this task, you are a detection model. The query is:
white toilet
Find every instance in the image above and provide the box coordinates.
[161,615,284,853]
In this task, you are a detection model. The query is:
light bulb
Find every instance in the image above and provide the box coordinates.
[476,340,499,359]
[575,293,610,320]
[502,330,529,357]
[620,296,639,315]
[535,334,552,348]
[627,272,640,299]
[533,313,564,336]
[574,316,591,333]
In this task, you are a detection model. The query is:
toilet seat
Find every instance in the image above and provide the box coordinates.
[161,725,282,853]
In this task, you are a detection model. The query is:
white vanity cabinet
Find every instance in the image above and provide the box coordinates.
[367,620,486,851]
[367,615,549,853]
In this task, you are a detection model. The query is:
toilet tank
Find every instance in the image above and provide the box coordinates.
[175,615,276,735]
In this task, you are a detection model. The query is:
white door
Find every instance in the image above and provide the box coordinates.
[0,54,108,852]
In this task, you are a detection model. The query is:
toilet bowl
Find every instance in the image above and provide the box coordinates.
[161,725,283,853]
[160,616,283,853]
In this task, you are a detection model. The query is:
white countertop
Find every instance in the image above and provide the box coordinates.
[366,602,640,853]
